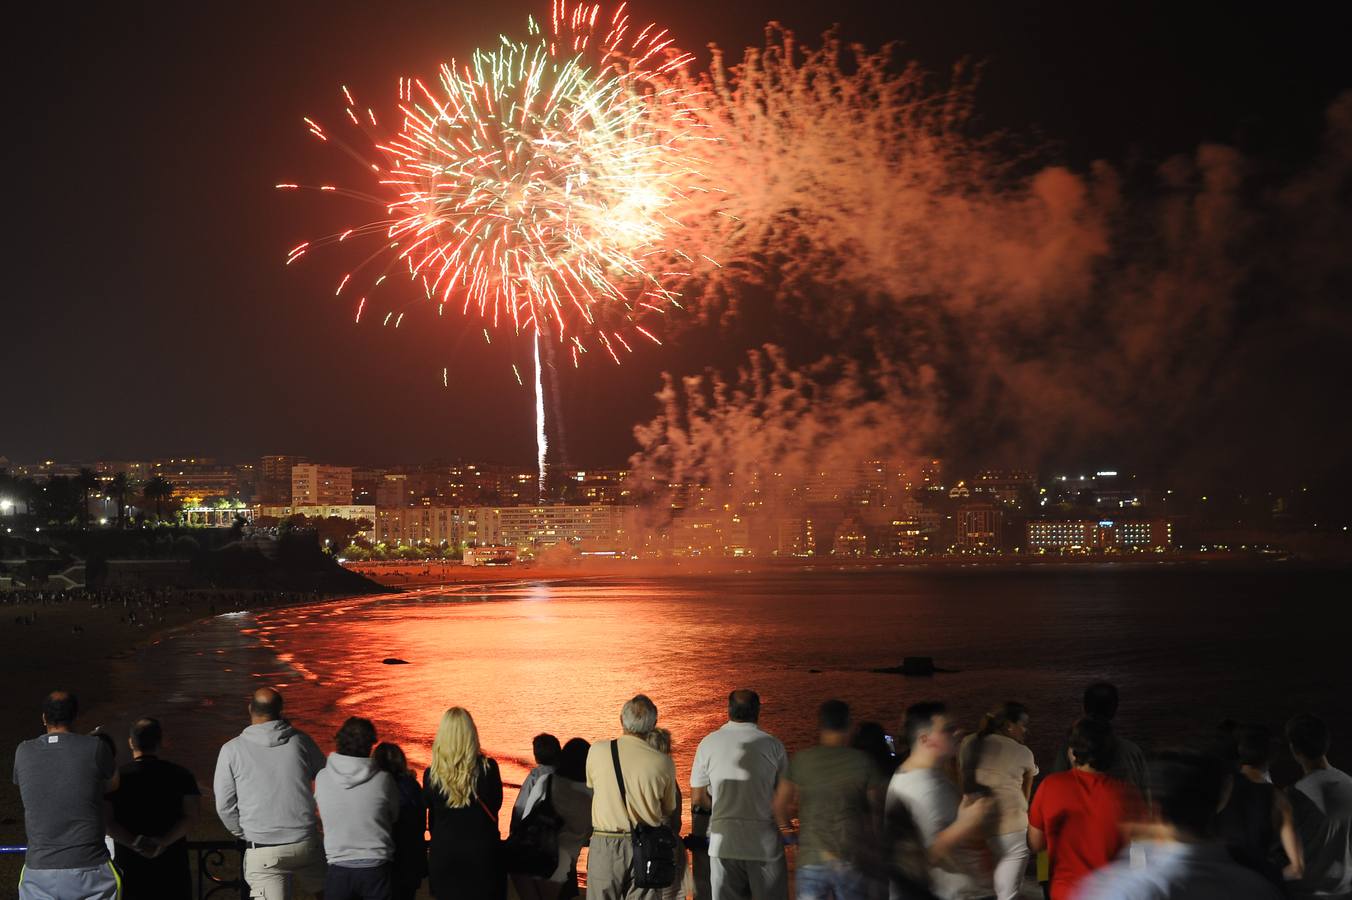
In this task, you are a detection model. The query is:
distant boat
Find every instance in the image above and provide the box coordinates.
[870,656,953,676]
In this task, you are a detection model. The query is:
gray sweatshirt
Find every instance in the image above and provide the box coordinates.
[314,752,400,865]
[213,720,326,844]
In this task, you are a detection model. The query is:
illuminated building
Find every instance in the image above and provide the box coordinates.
[958,504,1003,550]
[183,503,254,528]
[374,506,480,548]
[1026,518,1173,552]
[375,474,410,509]
[291,465,353,507]
[970,470,1037,507]
[831,516,868,556]
[563,469,631,504]
[883,518,924,555]
[150,459,243,504]
[478,504,634,553]
[259,455,308,504]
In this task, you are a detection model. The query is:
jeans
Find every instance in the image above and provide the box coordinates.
[795,861,871,900]
[325,862,393,900]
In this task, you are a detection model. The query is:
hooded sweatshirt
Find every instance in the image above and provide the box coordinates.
[213,720,326,844]
[315,752,400,865]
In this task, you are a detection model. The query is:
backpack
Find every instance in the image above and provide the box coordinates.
[504,775,564,878]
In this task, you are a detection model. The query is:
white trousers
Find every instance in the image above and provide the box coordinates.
[988,831,1029,900]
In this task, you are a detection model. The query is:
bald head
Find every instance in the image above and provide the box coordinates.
[42,690,78,730]
[249,688,283,723]
[728,689,761,724]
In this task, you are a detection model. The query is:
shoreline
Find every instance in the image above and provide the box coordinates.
[1,554,1334,883]
[0,586,410,878]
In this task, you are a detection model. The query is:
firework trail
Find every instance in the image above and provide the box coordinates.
[283,1,709,494]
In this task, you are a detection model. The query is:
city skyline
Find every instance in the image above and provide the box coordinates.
[4,1,1350,498]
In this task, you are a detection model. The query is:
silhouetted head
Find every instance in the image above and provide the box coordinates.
[130,717,163,755]
[532,733,562,767]
[249,687,283,723]
[335,717,377,758]
[819,699,851,734]
[728,689,761,723]
[558,737,590,782]
[42,690,78,729]
[1235,724,1276,770]
[1068,717,1115,772]
[1287,714,1331,764]
[373,742,409,777]
[1083,682,1120,721]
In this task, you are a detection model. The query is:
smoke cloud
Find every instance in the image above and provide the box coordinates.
[629,29,1352,514]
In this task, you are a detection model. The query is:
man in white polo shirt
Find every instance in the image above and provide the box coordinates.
[691,690,789,900]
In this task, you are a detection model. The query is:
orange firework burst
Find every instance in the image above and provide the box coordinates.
[281,1,710,368]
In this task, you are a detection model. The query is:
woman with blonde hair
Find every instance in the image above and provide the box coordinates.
[423,707,505,900]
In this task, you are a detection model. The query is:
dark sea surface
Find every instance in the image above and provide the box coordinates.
[111,564,1350,829]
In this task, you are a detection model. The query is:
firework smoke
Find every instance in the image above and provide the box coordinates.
[630,29,1352,517]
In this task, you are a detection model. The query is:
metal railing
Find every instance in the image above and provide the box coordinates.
[0,841,248,900]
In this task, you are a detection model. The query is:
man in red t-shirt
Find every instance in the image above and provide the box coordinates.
[1028,718,1144,899]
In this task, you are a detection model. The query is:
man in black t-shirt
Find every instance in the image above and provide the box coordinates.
[106,717,202,900]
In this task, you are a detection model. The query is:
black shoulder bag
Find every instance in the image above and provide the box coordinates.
[610,740,679,889]
[504,774,564,878]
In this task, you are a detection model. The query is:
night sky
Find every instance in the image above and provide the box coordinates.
[4,1,1350,485]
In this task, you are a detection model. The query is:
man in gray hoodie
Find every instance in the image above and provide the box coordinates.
[315,717,400,900]
[214,687,327,900]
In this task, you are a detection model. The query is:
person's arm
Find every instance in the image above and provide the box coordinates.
[661,761,678,820]
[1027,784,1047,853]
[690,739,711,811]
[305,734,326,779]
[97,741,119,795]
[144,795,201,858]
[383,778,401,830]
[1022,769,1035,804]
[1273,788,1305,880]
[772,778,797,831]
[104,796,142,850]
[481,758,504,814]
[928,795,992,867]
[423,770,436,836]
[213,747,242,837]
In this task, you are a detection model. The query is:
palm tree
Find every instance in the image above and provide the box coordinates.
[108,472,130,529]
[75,468,99,530]
[142,475,175,521]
